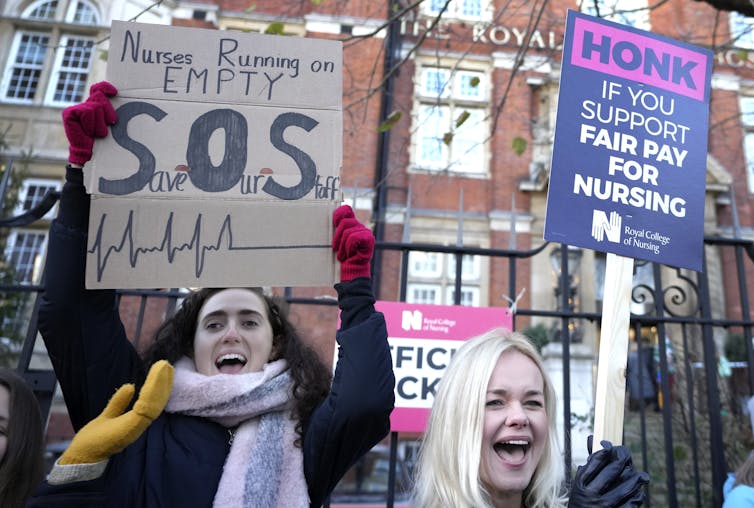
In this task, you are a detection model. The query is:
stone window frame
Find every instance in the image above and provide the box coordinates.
[0,0,100,106]
[410,58,492,176]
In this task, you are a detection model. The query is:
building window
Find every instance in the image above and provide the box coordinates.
[3,32,50,102]
[5,230,47,284]
[414,66,488,174]
[47,35,95,104]
[580,0,649,30]
[29,0,58,19]
[742,96,754,124]
[446,285,480,306]
[68,0,98,23]
[730,13,754,50]
[0,0,99,105]
[406,251,481,306]
[409,251,442,277]
[422,0,490,21]
[448,252,480,279]
[14,179,61,219]
[407,283,442,305]
[741,97,754,193]
[744,131,754,194]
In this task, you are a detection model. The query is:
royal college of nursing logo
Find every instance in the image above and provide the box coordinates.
[591,209,622,244]
[401,310,422,331]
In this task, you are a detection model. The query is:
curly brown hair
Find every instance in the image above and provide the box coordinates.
[0,368,45,508]
[141,288,332,445]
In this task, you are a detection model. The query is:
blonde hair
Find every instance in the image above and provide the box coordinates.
[734,451,754,488]
[412,328,567,508]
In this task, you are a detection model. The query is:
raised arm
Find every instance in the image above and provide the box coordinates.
[303,205,395,507]
[38,82,143,430]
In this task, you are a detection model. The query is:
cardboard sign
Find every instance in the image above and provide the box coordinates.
[544,10,712,271]
[86,21,342,288]
[374,301,512,433]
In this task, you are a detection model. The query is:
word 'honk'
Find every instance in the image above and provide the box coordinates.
[581,31,698,90]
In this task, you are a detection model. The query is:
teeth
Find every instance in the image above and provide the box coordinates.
[504,440,529,446]
[216,353,247,365]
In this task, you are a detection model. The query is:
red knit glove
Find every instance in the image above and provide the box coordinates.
[62,81,118,166]
[332,205,374,281]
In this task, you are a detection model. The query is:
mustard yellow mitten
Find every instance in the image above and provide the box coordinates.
[59,360,174,465]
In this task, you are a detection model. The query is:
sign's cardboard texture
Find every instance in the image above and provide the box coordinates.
[87,199,335,288]
[86,21,342,288]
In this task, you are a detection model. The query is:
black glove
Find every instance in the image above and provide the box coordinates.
[568,436,650,507]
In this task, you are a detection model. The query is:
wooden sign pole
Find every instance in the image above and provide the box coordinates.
[592,252,634,447]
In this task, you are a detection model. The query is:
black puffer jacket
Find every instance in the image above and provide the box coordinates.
[29,167,395,507]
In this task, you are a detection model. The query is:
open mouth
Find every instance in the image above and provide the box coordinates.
[215,353,248,374]
[494,439,530,463]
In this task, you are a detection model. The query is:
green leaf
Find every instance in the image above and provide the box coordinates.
[310,0,324,4]
[443,132,453,145]
[455,110,470,128]
[512,136,527,156]
[265,22,285,35]
[377,111,402,132]
[98,49,108,62]
[470,76,480,87]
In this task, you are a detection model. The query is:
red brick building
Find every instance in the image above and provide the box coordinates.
[2,0,754,498]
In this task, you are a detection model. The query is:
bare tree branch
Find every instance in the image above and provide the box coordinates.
[695,0,754,17]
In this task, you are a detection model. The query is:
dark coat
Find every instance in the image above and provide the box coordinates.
[28,168,395,508]
[627,344,657,401]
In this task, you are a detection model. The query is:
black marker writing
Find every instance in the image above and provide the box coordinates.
[120,29,193,65]
[101,101,167,195]
[264,112,318,200]
[104,102,322,200]
[186,109,247,192]
[218,38,300,78]
[88,210,330,281]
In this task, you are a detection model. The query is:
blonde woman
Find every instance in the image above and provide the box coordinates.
[413,328,648,508]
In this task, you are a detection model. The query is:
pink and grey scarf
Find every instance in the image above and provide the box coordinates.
[165,357,309,508]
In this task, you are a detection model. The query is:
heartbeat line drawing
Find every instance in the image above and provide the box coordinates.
[88,210,331,281]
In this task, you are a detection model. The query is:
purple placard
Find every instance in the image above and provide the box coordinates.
[544,10,712,271]
[571,16,708,101]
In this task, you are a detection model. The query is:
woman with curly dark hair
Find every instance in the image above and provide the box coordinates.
[0,368,45,508]
[29,82,395,508]
[141,287,332,445]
